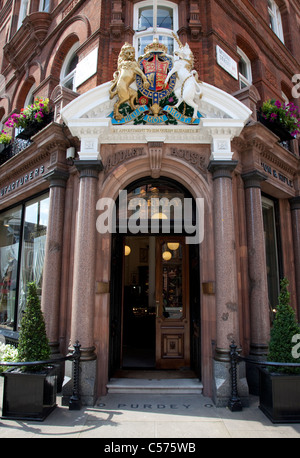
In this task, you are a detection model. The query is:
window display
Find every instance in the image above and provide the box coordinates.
[0,193,49,330]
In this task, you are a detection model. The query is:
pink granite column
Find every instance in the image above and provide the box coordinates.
[242,171,270,357]
[70,161,103,359]
[209,161,240,359]
[208,161,247,406]
[42,169,69,355]
[290,197,300,319]
[65,160,102,405]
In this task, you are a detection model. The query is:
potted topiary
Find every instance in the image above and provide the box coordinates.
[259,278,300,423]
[1,282,57,421]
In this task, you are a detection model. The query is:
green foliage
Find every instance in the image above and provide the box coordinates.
[0,343,18,373]
[267,278,300,374]
[18,282,50,371]
[261,99,300,137]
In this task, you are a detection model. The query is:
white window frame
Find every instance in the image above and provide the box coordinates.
[268,0,284,43]
[17,0,29,29]
[133,0,179,56]
[60,43,79,92]
[237,47,252,89]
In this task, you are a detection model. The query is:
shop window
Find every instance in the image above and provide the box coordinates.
[0,193,49,331]
[60,43,79,91]
[17,0,29,29]
[268,0,284,43]
[262,196,280,318]
[237,47,252,89]
[133,0,178,56]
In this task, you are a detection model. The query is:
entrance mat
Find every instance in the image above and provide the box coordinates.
[114,369,197,379]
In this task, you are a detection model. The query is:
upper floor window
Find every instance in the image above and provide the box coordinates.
[268,0,284,42]
[133,0,178,56]
[60,43,79,91]
[17,0,29,29]
[237,47,252,89]
[39,0,50,12]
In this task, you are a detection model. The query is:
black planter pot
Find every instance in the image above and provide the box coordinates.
[257,112,295,142]
[259,367,300,423]
[1,365,57,421]
[16,112,54,140]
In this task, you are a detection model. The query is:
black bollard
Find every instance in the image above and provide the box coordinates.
[69,341,82,410]
[228,341,243,412]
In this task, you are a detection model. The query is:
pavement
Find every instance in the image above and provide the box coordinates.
[1,378,300,440]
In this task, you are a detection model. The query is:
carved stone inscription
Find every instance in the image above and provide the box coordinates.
[104,147,145,173]
[169,147,207,175]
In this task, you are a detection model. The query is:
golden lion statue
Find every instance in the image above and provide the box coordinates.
[109,43,150,120]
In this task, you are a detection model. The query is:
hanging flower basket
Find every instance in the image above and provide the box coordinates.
[258,99,300,142]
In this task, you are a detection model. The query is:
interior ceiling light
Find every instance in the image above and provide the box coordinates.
[151,212,168,219]
[167,242,179,251]
[162,251,172,261]
[124,245,131,256]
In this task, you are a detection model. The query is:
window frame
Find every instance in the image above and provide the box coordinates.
[268,0,284,43]
[262,195,282,317]
[237,47,252,89]
[39,0,50,12]
[60,43,79,92]
[0,191,50,332]
[133,0,179,56]
[17,0,29,29]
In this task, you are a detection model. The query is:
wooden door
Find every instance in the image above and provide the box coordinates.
[155,237,190,369]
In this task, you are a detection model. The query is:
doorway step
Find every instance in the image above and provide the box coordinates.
[107,374,203,394]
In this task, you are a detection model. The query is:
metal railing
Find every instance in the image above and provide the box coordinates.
[0,341,81,410]
[228,341,300,412]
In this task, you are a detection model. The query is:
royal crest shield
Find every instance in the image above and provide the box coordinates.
[136,40,176,105]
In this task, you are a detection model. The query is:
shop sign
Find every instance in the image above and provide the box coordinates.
[261,161,293,188]
[0,165,45,198]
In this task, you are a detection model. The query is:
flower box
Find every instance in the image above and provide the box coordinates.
[258,112,295,141]
[1,366,57,421]
[16,112,54,140]
[259,367,300,423]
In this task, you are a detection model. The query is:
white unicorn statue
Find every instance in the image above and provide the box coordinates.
[164,34,202,121]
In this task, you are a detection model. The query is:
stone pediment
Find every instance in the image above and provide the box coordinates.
[61,80,251,161]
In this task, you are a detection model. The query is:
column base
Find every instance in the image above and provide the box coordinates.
[212,358,249,407]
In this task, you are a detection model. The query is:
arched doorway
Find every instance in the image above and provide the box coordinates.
[109,177,201,378]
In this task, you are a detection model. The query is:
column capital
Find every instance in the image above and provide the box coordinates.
[74,160,103,179]
[289,196,300,211]
[44,168,69,188]
[208,160,238,180]
[242,170,267,189]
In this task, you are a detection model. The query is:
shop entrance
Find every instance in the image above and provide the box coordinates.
[108,178,201,377]
[122,235,189,369]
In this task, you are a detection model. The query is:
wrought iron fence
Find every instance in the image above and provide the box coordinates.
[0,341,81,410]
[228,341,300,412]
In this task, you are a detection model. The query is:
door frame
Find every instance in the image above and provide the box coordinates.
[155,235,190,369]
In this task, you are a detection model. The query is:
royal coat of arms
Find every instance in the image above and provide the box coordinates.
[109,36,203,125]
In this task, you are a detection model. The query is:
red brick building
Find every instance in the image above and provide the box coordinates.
[0,0,299,406]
